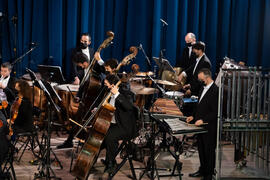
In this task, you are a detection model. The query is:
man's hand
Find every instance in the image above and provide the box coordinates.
[195,119,204,126]
[91,107,98,113]
[183,84,191,90]
[110,85,119,95]
[0,82,3,89]
[186,116,194,123]
[73,77,80,85]
[185,89,191,96]
[94,52,101,61]
[178,73,184,82]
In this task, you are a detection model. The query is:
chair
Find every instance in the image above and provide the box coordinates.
[2,143,17,180]
[108,139,137,180]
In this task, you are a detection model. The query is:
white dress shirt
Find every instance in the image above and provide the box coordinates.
[199,81,214,103]
[192,53,204,75]
[181,53,204,78]
[0,75,10,89]
[109,91,120,124]
[188,46,192,57]
[82,47,104,66]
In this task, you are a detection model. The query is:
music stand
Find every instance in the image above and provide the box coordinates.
[153,57,175,79]
[37,65,65,84]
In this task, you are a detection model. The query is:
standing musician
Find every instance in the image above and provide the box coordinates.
[178,41,212,96]
[8,80,34,134]
[57,52,105,149]
[0,62,17,104]
[175,32,197,70]
[71,33,104,85]
[102,74,138,174]
[186,68,218,180]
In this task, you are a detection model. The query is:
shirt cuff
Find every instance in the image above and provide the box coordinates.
[97,59,104,66]
[114,92,120,99]
[181,71,187,77]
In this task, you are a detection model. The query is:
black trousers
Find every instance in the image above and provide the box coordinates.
[103,124,131,162]
[197,133,216,177]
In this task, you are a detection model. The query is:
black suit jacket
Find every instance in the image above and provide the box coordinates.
[71,47,104,81]
[194,83,218,145]
[175,46,196,70]
[185,54,211,95]
[114,93,138,139]
[3,76,17,103]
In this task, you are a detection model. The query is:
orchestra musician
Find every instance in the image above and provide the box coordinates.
[102,74,138,174]
[71,33,104,85]
[0,111,9,179]
[57,52,106,149]
[0,62,17,104]
[175,32,197,70]
[9,80,34,134]
[186,68,218,180]
[178,41,212,96]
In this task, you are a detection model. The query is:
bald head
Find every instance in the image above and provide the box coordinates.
[185,33,196,44]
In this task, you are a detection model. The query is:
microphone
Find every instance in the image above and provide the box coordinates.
[137,44,142,50]
[29,42,39,46]
[160,18,168,26]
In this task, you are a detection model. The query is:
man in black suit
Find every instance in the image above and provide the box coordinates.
[102,74,138,174]
[187,68,218,180]
[0,62,16,104]
[175,32,197,70]
[178,41,211,96]
[71,33,104,84]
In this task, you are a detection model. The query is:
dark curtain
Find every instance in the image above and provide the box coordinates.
[0,0,270,80]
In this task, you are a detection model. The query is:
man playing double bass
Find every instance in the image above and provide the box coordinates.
[102,74,138,174]
[57,52,105,149]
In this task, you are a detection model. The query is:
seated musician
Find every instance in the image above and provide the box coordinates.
[8,80,34,134]
[102,74,138,174]
[186,68,218,180]
[0,62,17,104]
[178,41,211,96]
[0,111,10,178]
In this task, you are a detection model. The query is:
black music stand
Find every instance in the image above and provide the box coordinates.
[26,69,62,180]
[153,57,175,79]
[37,65,65,84]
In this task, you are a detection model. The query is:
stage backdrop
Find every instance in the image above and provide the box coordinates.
[1,0,270,80]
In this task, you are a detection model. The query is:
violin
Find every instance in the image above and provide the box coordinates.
[8,96,23,136]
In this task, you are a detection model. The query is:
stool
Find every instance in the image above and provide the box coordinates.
[109,139,137,180]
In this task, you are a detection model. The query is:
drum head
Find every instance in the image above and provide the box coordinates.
[165,91,184,97]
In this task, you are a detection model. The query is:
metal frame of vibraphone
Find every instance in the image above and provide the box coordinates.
[215,67,270,179]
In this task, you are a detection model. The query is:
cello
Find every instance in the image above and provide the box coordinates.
[71,47,138,180]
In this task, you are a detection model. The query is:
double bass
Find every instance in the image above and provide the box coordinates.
[77,31,114,122]
[71,47,138,180]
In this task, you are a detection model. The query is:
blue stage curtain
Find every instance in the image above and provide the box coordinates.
[0,0,270,80]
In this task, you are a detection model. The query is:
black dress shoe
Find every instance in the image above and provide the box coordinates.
[56,141,73,149]
[201,174,212,180]
[104,161,117,174]
[189,170,203,177]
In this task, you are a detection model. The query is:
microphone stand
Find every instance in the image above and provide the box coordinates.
[139,44,152,71]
